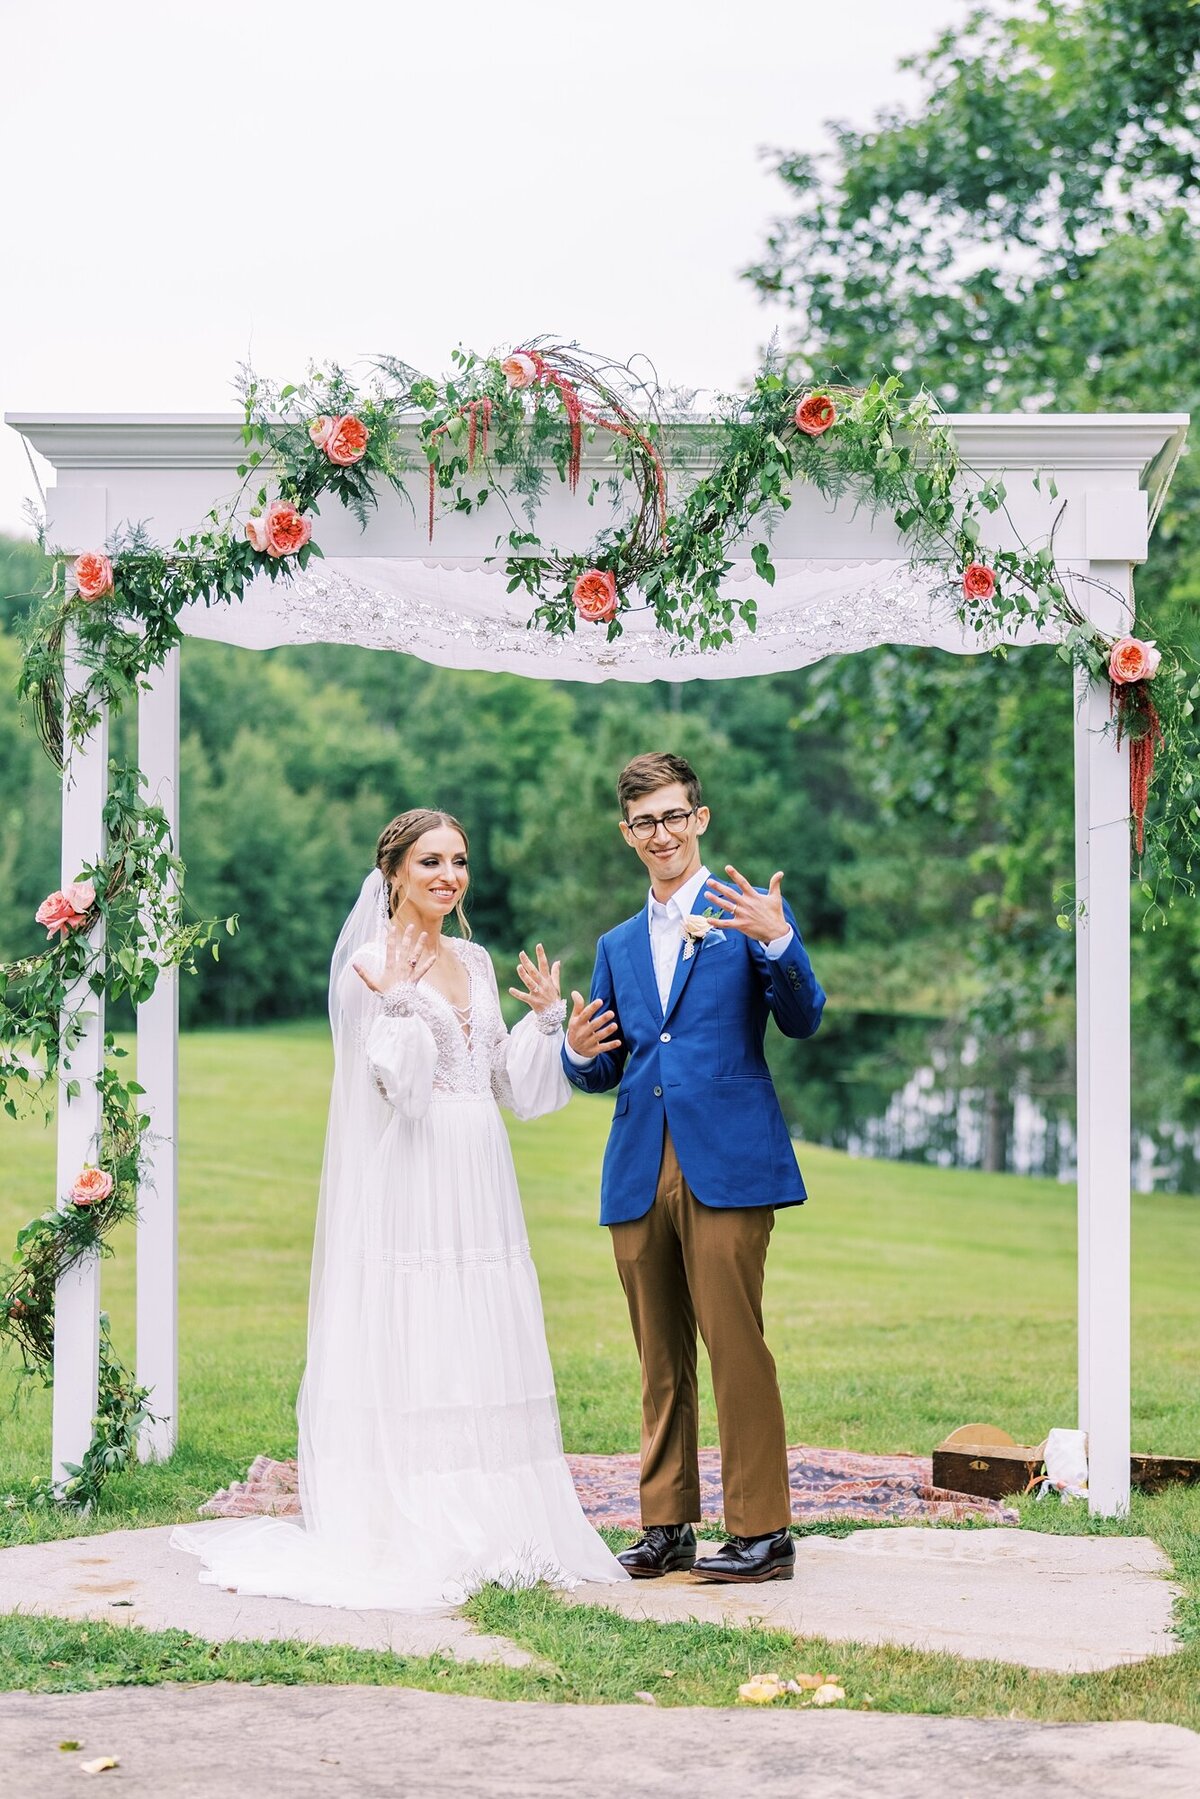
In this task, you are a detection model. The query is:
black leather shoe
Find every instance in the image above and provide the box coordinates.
[617,1524,697,1578]
[692,1528,795,1583]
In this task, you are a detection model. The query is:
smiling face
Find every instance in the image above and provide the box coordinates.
[620,780,710,900]
[395,824,470,925]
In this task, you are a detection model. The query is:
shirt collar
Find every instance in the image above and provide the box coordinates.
[647,864,711,923]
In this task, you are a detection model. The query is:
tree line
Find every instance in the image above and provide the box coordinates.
[4,1,1200,1168]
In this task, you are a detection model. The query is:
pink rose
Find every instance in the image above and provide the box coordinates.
[572,568,619,623]
[245,501,312,559]
[794,394,837,436]
[63,880,96,914]
[501,351,543,392]
[962,562,996,603]
[324,415,370,466]
[69,1165,114,1208]
[308,416,335,449]
[34,888,91,940]
[1109,636,1161,685]
[70,552,114,602]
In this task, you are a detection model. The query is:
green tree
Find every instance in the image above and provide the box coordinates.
[745,0,1200,1141]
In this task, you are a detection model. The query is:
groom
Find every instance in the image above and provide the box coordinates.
[563,753,826,1583]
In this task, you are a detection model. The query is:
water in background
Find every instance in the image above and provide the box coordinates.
[767,1012,1200,1195]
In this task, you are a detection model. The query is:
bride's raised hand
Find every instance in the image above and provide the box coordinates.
[355,919,436,992]
[509,942,562,1015]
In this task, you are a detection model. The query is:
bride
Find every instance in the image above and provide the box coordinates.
[173,807,626,1610]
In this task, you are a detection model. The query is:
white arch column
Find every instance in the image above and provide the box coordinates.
[136,645,181,1460]
[52,627,108,1485]
[1075,526,1143,1515]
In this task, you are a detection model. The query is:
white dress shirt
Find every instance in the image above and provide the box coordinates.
[565,864,794,1065]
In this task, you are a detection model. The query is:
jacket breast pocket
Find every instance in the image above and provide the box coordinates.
[613,1090,630,1117]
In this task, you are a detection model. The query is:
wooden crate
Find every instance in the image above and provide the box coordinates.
[933,1426,1044,1500]
[1130,1454,1200,1495]
[933,1425,1200,1500]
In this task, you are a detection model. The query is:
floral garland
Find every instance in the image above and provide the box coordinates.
[0,764,230,1507]
[4,337,1194,1507]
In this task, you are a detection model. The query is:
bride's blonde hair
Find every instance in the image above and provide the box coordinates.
[376,808,472,939]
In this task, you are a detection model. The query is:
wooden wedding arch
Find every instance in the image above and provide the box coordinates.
[7,406,1190,1517]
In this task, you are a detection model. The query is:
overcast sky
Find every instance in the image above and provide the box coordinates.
[1,0,966,536]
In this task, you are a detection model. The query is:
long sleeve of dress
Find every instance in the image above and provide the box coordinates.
[364,985,438,1120]
[478,952,571,1122]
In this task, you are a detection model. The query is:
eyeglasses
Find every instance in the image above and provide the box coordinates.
[624,808,698,841]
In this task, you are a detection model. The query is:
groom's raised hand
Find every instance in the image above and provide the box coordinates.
[567,992,622,1061]
[703,866,789,943]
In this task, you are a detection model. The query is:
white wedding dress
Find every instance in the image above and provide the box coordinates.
[172,876,626,1611]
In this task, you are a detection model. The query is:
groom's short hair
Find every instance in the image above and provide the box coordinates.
[618,753,702,817]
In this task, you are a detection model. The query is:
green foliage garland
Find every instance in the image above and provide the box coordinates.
[0,764,230,1507]
[2,336,1191,1507]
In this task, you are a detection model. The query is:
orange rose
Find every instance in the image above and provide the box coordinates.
[69,1165,114,1208]
[502,351,543,392]
[245,501,312,559]
[34,888,90,940]
[572,568,619,623]
[794,394,837,436]
[962,562,996,602]
[70,552,114,602]
[1108,636,1161,685]
[324,415,370,466]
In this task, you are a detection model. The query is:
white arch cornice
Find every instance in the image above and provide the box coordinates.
[6,409,1190,507]
[6,410,1189,582]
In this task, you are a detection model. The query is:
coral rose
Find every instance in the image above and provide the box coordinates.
[245,501,312,559]
[502,351,543,392]
[69,1165,114,1208]
[794,393,837,436]
[572,568,619,624]
[962,562,997,603]
[1109,636,1161,685]
[34,888,90,940]
[324,415,370,466]
[70,552,114,602]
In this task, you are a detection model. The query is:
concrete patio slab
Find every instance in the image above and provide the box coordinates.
[2,1682,1197,1799]
[568,1527,1180,1672]
[0,1522,1180,1677]
[0,1524,529,1667]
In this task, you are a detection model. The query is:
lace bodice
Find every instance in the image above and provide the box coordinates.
[353,938,567,1117]
[382,939,509,1099]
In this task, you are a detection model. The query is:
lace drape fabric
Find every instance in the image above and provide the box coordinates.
[173,925,625,1611]
[180,556,1064,682]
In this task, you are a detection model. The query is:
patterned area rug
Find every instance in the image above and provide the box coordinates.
[200,1447,1017,1528]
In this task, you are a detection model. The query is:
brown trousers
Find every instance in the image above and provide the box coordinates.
[609,1126,791,1537]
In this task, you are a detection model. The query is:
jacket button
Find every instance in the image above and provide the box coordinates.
[653,1085,663,1097]
[660,1031,671,1043]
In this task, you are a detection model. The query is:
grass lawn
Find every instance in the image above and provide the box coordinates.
[1,1023,1198,1725]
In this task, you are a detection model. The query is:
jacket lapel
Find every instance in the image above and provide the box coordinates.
[662,879,714,1025]
[626,911,664,1024]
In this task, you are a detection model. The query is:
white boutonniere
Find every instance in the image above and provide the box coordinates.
[680,908,725,959]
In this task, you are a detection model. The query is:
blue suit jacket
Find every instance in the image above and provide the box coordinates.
[563,885,826,1225]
